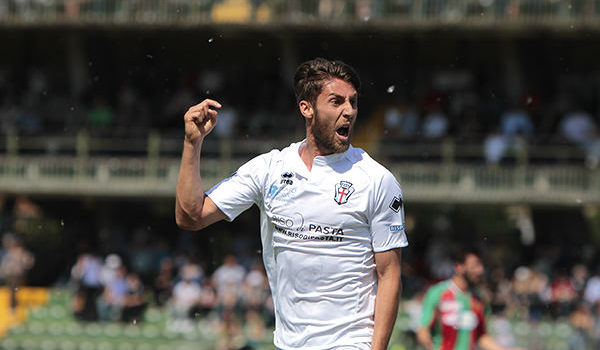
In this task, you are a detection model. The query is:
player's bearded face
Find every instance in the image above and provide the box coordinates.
[310,78,358,154]
[312,107,352,154]
[462,254,484,287]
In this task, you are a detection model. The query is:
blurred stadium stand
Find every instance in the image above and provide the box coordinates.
[1,0,600,28]
[0,1,599,203]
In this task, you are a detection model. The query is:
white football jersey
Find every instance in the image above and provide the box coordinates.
[207,140,408,350]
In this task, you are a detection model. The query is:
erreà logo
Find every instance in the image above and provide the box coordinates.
[280,172,293,185]
[334,181,355,205]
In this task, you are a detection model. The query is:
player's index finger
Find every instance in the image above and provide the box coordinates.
[188,99,222,112]
[203,99,222,109]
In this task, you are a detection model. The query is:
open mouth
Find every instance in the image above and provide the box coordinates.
[336,125,350,138]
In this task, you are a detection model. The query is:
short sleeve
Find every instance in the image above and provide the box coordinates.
[420,284,442,328]
[369,171,408,252]
[206,153,269,221]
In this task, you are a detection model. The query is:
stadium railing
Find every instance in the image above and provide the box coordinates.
[0,131,598,204]
[1,0,599,28]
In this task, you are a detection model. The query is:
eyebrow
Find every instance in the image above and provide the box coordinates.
[328,92,358,99]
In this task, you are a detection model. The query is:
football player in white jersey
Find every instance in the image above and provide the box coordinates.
[176,58,407,350]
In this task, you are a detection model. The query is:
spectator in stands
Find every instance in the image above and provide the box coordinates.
[240,262,269,313]
[121,272,147,323]
[0,232,35,312]
[490,266,513,314]
[99,253,124,287]
[129,228,154,284]
[572,264,589,298]
[484,127,507,164]
[383,101,419,138]
[558,109,597,146]
[211,254,245,323]
[568,301,595,349]
[529,268,550,322]
[97,264,129,321]
[550,270,578,318]
[421,104,449,139]
[212,254,246,296]
[87,95,114,134]
[177,257,204,285]
[196,278,218,318]
[153,256,176,306]
[169,266,203,332]
[584,271,600,306]
[512,266,550,322]
[512,266,534,318]
[70,250,103,321]
[500,107,534,140]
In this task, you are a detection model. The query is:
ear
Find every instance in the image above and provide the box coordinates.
[299,100,314,119]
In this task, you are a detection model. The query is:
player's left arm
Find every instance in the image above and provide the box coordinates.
[371,248,402,350]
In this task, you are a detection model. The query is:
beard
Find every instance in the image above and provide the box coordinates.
[312,108,351,154]
[462,272,481,290]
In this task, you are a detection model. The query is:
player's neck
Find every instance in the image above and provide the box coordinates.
[299,136,333,172]
[452,276,469,293]
[299,142,316,172]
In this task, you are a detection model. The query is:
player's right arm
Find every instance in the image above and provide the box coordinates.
[176,99,228,230]
[416,327,434,350]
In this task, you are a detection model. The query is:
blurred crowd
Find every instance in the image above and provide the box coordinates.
[377,88,600,165]
[4,221,600,348]
[58,225,600,349]
[64,246,600,349]
[1,62,600,166]
[0,63,296,140]
[68,245,273,349]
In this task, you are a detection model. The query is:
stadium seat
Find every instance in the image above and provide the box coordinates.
[211,0,252,23]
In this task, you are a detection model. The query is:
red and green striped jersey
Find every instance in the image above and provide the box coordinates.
[420,280,489,350]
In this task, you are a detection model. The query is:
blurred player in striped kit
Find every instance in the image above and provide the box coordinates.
[417,248,526,350]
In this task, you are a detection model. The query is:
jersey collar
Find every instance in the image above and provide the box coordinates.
[295,139,354,166]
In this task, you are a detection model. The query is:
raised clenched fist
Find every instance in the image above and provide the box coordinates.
[183,99,222,144]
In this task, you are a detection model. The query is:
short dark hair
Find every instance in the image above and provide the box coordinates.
[294,58,361,106]
[450,246,481,265]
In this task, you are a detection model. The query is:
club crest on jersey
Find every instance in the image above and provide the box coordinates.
[334,181,355,205]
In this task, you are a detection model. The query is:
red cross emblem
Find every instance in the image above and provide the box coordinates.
[334,181,355,205]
